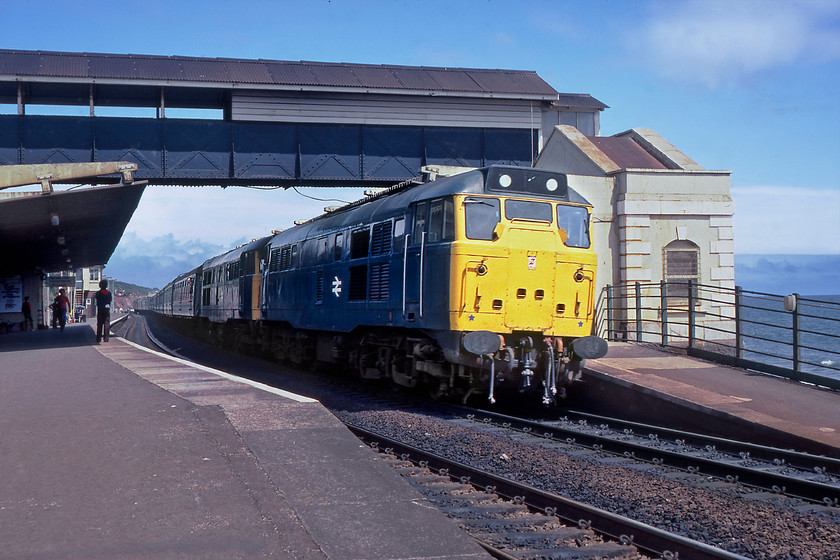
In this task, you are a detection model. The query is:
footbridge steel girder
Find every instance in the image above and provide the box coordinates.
[0,115,536,187]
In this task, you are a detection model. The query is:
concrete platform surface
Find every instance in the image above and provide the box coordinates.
[583,342,840,456]
[0,324,489,560]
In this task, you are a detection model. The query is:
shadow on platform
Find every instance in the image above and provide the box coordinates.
[0,323,97,352]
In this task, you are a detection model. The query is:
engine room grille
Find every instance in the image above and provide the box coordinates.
[370,221,392,256]
[369,262,389,300]
[315,270,324,303]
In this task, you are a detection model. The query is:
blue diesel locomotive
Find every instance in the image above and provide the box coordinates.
[141,166,607,404]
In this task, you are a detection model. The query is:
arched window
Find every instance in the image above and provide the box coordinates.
[663,240,699,304]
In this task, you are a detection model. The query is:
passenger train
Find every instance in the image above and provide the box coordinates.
[138,166,608,404]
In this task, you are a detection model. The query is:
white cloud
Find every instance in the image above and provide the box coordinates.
[126,185,365,245]
[732,185,840,254]
[636,0,840,88]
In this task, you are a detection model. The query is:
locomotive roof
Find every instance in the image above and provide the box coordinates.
[267,166,592,247]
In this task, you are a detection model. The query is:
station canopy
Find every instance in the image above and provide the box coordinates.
[0,181,145,277]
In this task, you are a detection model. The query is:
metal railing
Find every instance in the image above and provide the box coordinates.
[598,281,840,391]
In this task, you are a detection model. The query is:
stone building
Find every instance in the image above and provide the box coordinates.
[534,125,735,341]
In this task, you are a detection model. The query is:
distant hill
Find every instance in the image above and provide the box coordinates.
[105,280,155,312]
[108,280,155,298]
[735,254,840,296]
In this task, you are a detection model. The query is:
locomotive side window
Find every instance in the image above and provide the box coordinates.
[505,200,553,223]
[225,262,241,280]
[201,268,212,306]
[556,205,591,248]
[316,237,327,263]
[393,218,405,252]
[334,233,343,261]
[443,198,455,240]
[412,201,428,245]
[351,228,371,259]
[428,200,444,242]
[464,197,500,240]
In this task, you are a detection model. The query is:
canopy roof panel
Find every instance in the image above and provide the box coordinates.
[0,182,145,276]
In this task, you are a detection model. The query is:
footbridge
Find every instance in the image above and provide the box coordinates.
[0,49,607,187]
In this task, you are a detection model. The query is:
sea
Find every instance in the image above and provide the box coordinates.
[739,294,840,381]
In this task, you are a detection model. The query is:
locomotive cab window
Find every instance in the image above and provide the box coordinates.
[464,197,500,240]
[427,198,455,243]
[412,201,428,245]
[556,205,591,248]
[505,200,553,223]
[393,218,405,252]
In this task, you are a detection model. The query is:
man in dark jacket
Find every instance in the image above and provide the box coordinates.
[94,280,112,343]
[21,296,33,331]
[54,289,70,331]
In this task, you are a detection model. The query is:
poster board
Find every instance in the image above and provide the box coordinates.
[1,276,23,313]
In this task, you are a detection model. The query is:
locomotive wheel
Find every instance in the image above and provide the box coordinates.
[425,375,447,400]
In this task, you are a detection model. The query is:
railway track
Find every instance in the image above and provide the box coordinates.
[451,407,840,507]
[348,423,749,560]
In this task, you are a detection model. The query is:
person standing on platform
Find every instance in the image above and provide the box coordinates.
[21,296,33,331]
[54,289,70,331]
[94,280,112,343]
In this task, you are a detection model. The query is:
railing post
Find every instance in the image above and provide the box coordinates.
[635,281,642,342]
[792,292,801,373]
[606,284,614,341]
[660,280,668,346]
[687,280,695,349]
[734,286,742,360]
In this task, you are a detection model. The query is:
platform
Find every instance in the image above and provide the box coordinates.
[0,324,490,560]
[580,342,840,457]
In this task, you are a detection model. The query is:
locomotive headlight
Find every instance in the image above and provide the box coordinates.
[498,174,512,188]
[546,178,559,192]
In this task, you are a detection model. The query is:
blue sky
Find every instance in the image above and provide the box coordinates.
[1,0,839,292]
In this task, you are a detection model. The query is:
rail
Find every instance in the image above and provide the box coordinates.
[598,281,840,390]
[348,423,750,560]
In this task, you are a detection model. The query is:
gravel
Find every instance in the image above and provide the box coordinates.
[328,403,840,560]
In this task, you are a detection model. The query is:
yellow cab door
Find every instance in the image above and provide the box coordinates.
[503,226,557,331]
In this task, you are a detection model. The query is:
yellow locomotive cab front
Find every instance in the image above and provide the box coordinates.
[450,194,597,338]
